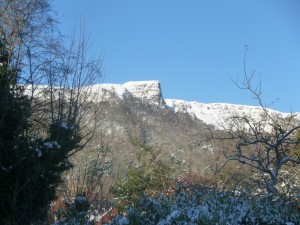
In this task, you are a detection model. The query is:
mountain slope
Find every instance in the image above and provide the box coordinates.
[27,80,300,176]
[93,80,299,130]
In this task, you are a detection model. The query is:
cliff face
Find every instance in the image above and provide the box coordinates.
[92,80,165,107]
[27,80,300,175]
[87,81,299,175]
[27,80,299,130]
[123,81,165,107]
[91,80,299,131]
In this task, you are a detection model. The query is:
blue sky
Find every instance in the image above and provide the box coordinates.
[53,0,300,112]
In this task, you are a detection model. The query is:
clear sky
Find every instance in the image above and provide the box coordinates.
[53,0,300,113]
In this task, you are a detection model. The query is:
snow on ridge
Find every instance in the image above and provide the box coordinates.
[123,80,161,97]
[165,99,299,130]
[90,80,165,106]
[123,80,164,105]
[123,80,160,86]
[22,81,300,130]
[22,81,165,106]
[91,83,129,99]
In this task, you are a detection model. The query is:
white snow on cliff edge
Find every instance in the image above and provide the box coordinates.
[165,99,299,130]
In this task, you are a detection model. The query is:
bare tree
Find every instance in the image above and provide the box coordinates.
[33,23,104,156]
[1,0,104,156]
[215,48,300,198]
[57,144,113,220]
[0,1,104,224]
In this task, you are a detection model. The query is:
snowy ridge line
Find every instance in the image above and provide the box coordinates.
[22,80,165,106]
[165,99,300,130]
[23,81,300,130]
[90,80,165,106]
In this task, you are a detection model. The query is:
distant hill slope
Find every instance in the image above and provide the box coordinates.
[91,80,299,130]
[81,80,299,174]
[27,81,300,175]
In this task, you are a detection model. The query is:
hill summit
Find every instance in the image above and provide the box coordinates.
[89,80,299,130]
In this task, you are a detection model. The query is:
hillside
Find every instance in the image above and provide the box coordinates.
[74,80,299,175]
[91,80,299,130]
[26,80,300,175]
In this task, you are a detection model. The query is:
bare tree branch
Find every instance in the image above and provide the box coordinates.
[215,48,300,198]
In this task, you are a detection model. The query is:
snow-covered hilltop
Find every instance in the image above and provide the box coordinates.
[91,80,299,130]
[165,99,299,130]
[27,80,299,130]
[92,80,165,107]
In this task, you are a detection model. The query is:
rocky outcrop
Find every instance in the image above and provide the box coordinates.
[90,80,300,130]
[95,80,166,107]
[123,81,165,107]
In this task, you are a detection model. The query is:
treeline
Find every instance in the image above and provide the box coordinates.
[0,0,102,224]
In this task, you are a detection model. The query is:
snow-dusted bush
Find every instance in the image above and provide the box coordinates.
[109,190,300,225]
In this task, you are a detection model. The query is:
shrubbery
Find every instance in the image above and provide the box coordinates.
[111,139,172,209]
[110,189,300,225]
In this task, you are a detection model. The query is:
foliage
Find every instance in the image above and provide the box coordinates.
[54,202,89,225]
[63,145,112,197]
[291,129,300,157]
[0,42,80,224]
[0,0,103,224]
[110,188,300,225]
[111,139,172,209]
[52,144,113,223]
